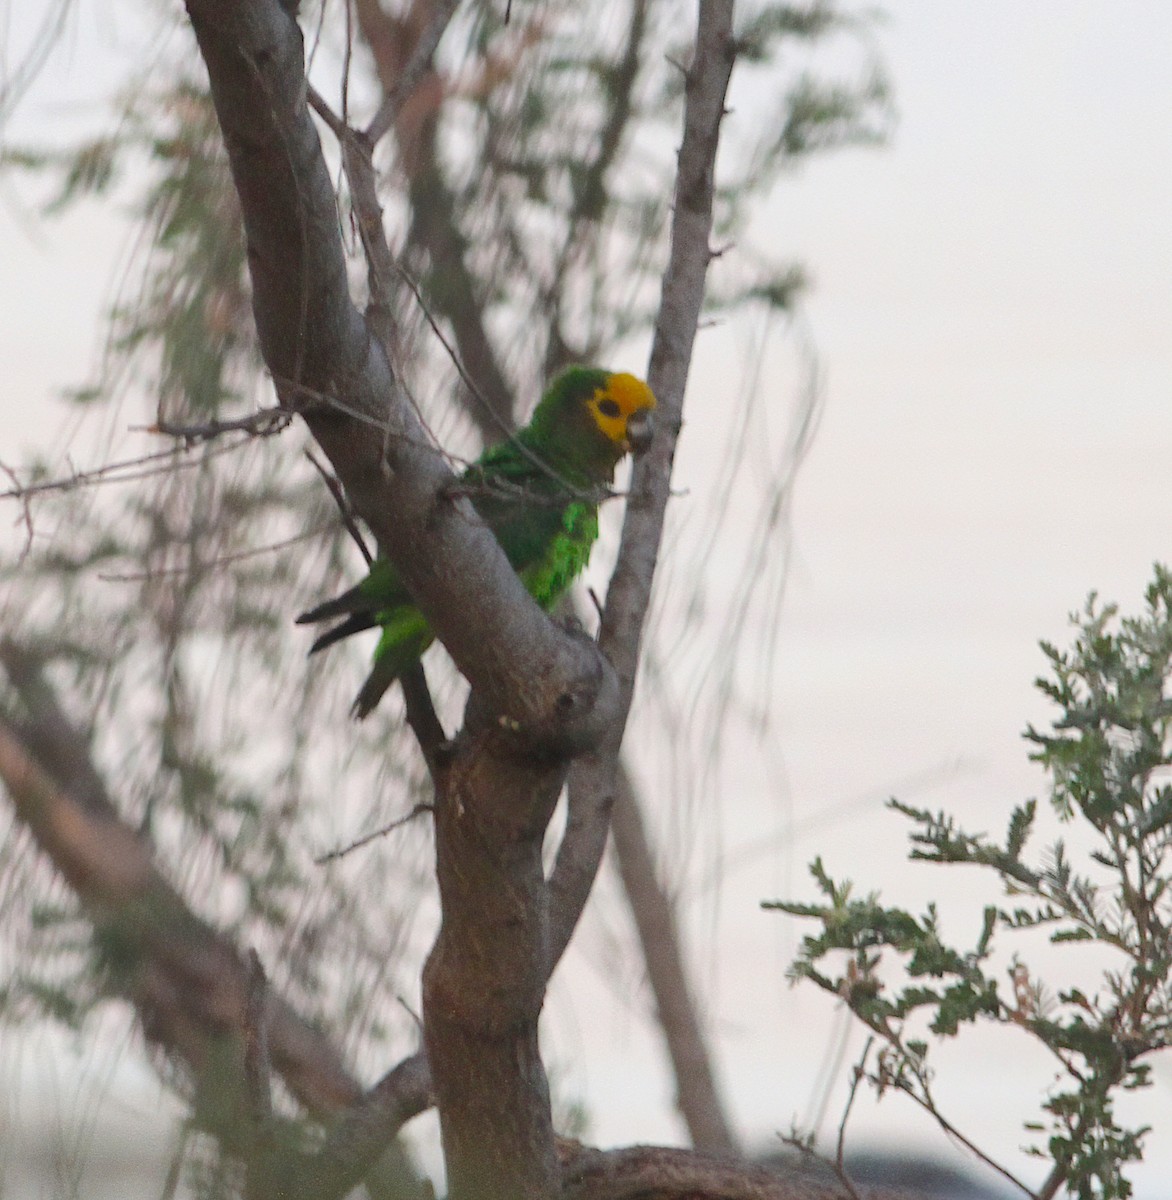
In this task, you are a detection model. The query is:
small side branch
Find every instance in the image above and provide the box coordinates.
[366,0,462,145]
[243,950,276,1200]
[244,950,275,1134]
[148,408,292,444]
[291,1052,436,1200]
[305,447,374,566]
[315,803,433,865]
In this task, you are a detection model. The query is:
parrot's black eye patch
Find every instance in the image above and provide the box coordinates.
[597,397,621,418]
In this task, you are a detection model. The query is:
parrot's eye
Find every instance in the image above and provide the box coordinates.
[597,397,621,418]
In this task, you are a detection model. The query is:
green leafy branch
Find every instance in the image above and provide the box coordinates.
[767,565,1172,1200]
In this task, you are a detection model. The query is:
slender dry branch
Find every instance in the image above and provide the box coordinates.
[609,764,737,1153]
[0,441,244,501]
[876,1067,1034,1199]
[400,661,448,777]
[244,950,275,1133]
[549,0,737,979]
[243,950,277,1200]
[314,803,433,865]
[151,407,292,443]
[549,0,741,1154]
[286,1052,436,1200]
[305,446,374,565]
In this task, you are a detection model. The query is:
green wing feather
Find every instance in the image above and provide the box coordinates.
[298,441,600,717]
[298,364,650,717]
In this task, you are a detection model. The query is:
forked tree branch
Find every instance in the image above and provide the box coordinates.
[5,1,756,1196]
[179,3,616,1197]
[348,0,739,1155]
[0,647,922,1199]
[550,0,738,955]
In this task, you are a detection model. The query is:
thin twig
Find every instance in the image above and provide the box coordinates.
[305,447,373,566]
[831,1041,869,1200]
[392,262,514,445]
[341,0,354,129]
[0,441,247,502]
[144,408,292,444]
[96,527,333,583]
[242,949,277,1200]
[888,1074,1036,1198]
[0,458,35,560]
[315,803,433,865]
[274,373,448,464]
[307,82,347,138]
[307,116,449,466]
[394,264,615,506]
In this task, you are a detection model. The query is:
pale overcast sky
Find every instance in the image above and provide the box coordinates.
[4,3,1172,1197]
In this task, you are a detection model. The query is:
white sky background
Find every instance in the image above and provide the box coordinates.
[3,2,1172,1197]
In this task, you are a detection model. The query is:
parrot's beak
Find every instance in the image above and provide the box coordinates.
[625,407,655,455]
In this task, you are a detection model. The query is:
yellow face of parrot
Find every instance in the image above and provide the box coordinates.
[586,372,657,455]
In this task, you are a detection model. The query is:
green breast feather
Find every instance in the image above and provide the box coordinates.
[518,502,599,608]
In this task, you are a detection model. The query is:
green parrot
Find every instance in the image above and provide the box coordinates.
[298,365,657,717]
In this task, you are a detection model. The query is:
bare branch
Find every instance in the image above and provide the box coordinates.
[294,1052,436,1200]
[400,662,449,778]
[0,644,362,1119]
[244,950,275,1134]
[305,446,374,566]
[243,950,277,1200]
[609,765,737,1153]
[0,440,245,501]
[830,1043,870,1200]
[885,1079,1036,1199]
[365,0,461,146]
[149,407,292,444]
[314,803,433,866]
[548,0,741,1154]
[549,0,738,970]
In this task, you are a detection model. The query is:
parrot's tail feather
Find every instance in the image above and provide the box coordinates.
[351,676,392,721]
[296,583,368,626]
[350,652,410,720]
[308,612,377,655]
[350,621,434,720]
